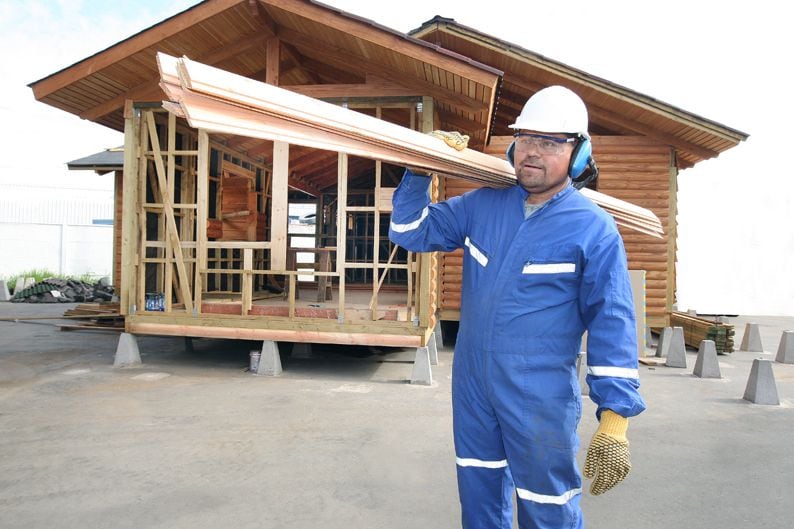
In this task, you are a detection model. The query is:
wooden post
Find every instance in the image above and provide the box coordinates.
[666,161,677,328]
[271,141,289,271]
[337,153,348,318]
[194,129,209,313]
[164,112,176,311]
[120,101,140,316]
[418,96,435,330]
[242,248,253,315]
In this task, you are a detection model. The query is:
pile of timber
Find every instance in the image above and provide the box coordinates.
[668,311,734,353]
[60,302,124,332]
[156,53,663,239]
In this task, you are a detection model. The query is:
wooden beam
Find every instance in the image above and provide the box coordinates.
[285,83,422,99]
[127,320,423,347]
[32,0,242,101]
[270,141,289,270]
[266,37,280,85]
[161,54,664,238]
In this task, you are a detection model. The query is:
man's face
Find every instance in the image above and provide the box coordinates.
[513,130,574,201]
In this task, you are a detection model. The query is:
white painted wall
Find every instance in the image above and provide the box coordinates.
[0,191,114,282]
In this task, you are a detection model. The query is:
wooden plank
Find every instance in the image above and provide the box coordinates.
[270,140,289,270]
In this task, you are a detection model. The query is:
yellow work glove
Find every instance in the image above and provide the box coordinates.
[428,130,469,151]
[583,409,631,495]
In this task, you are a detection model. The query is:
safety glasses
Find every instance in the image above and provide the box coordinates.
[513,133,576,155]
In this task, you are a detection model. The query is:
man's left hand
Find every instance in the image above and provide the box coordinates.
[584,409,631,495]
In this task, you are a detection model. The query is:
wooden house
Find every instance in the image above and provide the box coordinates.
[29,0,747,377]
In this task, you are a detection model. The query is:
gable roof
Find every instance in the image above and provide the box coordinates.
[29,0,502,137]
[411,16,748,169]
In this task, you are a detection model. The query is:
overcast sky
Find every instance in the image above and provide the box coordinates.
[1,0,791,316]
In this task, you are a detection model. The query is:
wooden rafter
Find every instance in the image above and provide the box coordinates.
[277,28,488,115]
[81,31,273,121]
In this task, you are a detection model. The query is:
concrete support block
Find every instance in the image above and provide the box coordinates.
[775,331,794,364]
[433,317,444,350]
[645,325,654,350]
[410,346,432,385]
[23,277,35,289]
[665,327,687,368]
[577,352,589,396]
[427,336,438,366]
[13,277,25,294]
[0,280,10,301]
[740,323,764,352]
[114,333,142,368]
[693,340,721,378]
[743,359,779,405]
[256,340,282,376]
[655,327,672,358]
[291,342,313,359]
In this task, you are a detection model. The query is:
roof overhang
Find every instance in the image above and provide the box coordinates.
[411,17,748,169]
[29,0,502,144]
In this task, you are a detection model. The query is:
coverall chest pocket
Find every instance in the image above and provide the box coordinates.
[515,245,580,306]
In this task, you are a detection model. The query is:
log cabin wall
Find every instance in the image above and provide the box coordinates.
[439,135,676,327]
[593,136,675,328]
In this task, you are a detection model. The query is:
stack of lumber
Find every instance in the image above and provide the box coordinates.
[60,303,124,332]
[668,311,734,353]
[156,53,663,239]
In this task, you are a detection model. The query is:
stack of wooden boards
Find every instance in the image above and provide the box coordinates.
[668,311,735,353]
[60,303,124,332]
[155,53,663,239]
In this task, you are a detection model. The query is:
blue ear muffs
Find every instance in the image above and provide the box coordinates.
[506,140,516,167]
[569,136,592,178]
[505,136,592,178]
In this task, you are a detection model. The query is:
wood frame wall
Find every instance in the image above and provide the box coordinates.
[119,100,440,347]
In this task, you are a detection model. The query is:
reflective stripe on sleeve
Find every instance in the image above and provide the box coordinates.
[587,365,639,378]
[516,486,581,505]
[390,207,428,233]
[464,237,488,267]
[456,457,507,469]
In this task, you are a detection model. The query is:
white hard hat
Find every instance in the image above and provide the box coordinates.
[508,85,588,135]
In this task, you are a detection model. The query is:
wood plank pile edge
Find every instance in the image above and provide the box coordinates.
[668,311,735,353]
[155,53,663,238]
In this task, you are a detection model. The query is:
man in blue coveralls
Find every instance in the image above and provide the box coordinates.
[389,86,646,529]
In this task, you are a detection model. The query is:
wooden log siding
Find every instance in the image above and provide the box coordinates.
[438,136,675,326]
[593,136,675,327]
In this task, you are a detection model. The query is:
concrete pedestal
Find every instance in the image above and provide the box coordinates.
[114,333,142,368]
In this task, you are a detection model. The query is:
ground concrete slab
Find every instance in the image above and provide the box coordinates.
[1,304,793,529]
